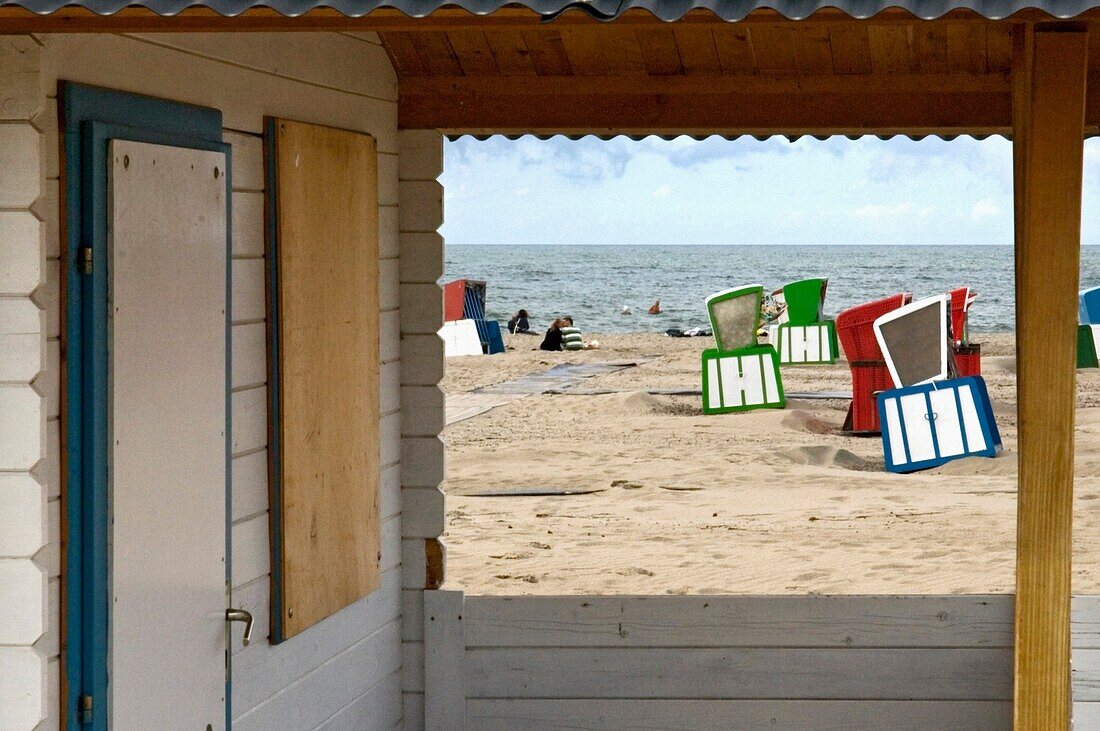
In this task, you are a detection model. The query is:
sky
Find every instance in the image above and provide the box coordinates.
[440,135,1100,246]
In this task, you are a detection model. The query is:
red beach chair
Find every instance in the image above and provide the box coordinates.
[949,287,982,377]
[836,293,912,433]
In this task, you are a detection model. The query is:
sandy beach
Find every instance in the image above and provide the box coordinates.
[440,332,1100,596]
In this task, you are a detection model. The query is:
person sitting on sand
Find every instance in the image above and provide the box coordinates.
[540,318,564,351]
[508,308,532,334]
[561,317,585,351]
[648,300,662,315]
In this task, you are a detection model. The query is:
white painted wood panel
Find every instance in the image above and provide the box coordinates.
[40,35,397,149]
[398,181,444,232]
[379,309,401,364]
[0,124,39,208]
[231,512,270,589]
[462,595,1015,649]
[401,334,444,385]
[0,329,42,384]
[231,257,267,323]
[232,191,265,257]
[225,131,264,192]
[379,206,399,259]
[0,36,42,122]
[425,590,465,730]
[234,620,402,731]
[465,699,1013,730]
[0,473,46,558]
[128,33,397,103]
[231,449,268,523]
[232,568,401,716]
[0,385,43,470]
[232,321,267,391]
[0,211,41,296]
[399,232,444,283]
[0,647,44,729]
[231,386,267,456]
[402,436,444,487]
[108,140,227,730]
[312,671,403,731]
[465,647,1013,700]
[0,559,45,644]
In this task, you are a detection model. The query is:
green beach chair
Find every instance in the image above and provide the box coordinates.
[770,278,838,365]
[702,284,785,414]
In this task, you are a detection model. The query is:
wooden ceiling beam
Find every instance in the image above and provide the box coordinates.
[399,82,1012,136]
[398,70,1100,135]
[0,6,1081,34]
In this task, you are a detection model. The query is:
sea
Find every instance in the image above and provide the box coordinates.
[444,244,1100,334]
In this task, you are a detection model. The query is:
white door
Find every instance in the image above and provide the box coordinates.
[108,139,228,729]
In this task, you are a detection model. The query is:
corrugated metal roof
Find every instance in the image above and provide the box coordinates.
[6,0,1100,20]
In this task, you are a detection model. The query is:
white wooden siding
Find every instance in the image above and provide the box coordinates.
[0,33,48,731]
[421,592,1100,729]
[22,31,404,731]
[398,130,446,728]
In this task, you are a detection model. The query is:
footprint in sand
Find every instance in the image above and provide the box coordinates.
[489,552,533,560]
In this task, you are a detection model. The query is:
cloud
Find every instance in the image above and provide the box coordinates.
[652,184,672,199]
[970,198,1001,221]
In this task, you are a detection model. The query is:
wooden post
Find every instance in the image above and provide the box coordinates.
[425,590,466,730]
[1012,25,1088,730]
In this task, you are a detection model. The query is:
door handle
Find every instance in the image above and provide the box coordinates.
[226,608,254,646]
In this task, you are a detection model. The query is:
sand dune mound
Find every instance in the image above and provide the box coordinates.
[594,391,664,414]
[781,410,836,434]
[775,445,874,471]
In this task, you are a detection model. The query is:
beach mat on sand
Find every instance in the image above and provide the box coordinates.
[446,361,642,425]
[545,388,852,400]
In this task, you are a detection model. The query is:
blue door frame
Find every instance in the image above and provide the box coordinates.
[60,82,233,730]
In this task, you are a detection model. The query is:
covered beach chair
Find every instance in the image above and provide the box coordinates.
[1079,287,1100,367]
[701,284,785,414]
[836,292,911,433]
[769,277,839,365]
[872,294,1001,473]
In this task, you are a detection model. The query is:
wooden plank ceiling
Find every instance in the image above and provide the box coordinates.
[384,19,1100,136]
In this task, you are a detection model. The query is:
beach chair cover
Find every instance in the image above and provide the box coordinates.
[878,376,1001,473]
[701,344,785,414]
[1081,287,1100,325]
[706,285,763,352]
[773,321,839,365]
[873,294,950,389]
[440,320,483,357]
[782,278,828,326]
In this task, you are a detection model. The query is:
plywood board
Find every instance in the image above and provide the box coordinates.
[269,118,380,639]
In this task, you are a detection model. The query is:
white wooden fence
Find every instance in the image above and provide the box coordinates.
[425,591,1100,729]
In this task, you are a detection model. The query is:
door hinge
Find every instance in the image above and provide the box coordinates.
[78,694,93,724]
[79,247,93,275]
